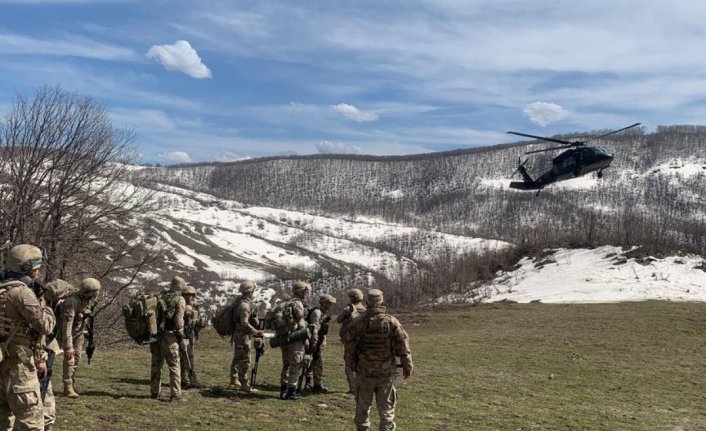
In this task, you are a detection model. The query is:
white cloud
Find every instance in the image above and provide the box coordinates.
[331,103,379,122]
[315,140,362,155]
[158,151,192,163]
[523,102,570,127]
[146,40,212,79]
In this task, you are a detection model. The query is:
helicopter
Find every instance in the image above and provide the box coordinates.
[506,122,641,194]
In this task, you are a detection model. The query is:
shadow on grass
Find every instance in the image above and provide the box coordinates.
[81,390,153,400]
[117,377,151,385]
[200,386,278,401]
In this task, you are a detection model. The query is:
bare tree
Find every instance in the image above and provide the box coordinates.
[0,85,161,321]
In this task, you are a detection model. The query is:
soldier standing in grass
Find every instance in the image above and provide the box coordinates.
[343,289,413,431]
[302,294,336,393]
[0,245,56,431]
[180,284,203,389]
[278,281,310,400]
[337,288,366,394]
[149,276,186,402]
[58,277,100,398]
[228,281,263,393]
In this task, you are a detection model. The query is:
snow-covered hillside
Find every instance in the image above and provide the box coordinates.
[130,182,509,306]
[442,246,706,304]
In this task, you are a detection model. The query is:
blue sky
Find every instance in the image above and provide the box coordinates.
[1,0,705,164]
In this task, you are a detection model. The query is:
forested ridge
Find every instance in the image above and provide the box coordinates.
[135,125,706,256]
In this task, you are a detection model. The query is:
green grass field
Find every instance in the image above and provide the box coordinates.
[52,301,706,430]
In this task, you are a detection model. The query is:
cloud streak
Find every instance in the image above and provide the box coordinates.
[0,33,135,60]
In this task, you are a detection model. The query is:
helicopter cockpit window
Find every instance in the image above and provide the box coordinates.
[591,147,611,156]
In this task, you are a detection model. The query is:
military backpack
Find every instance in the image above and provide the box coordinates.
[122,290,181,345]
[212,299,239,337]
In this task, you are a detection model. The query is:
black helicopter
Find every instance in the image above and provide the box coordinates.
[506,122,641,194]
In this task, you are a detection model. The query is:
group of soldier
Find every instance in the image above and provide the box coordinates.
[0,244,101,430]
[0,243,414,431]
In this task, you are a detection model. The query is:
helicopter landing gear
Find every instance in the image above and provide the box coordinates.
[597,169,604,179]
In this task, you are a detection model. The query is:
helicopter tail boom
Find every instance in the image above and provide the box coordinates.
[510,158,541,190]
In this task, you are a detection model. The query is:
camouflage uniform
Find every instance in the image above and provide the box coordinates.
[180,285,202,389]
[337,289,367,393]
[149,277,186,401]
[58,293,92,394]
[229,281,261,392]
[344,289,413,431]
[0,251,56,431]
[278,281,310,400]
[303,294,336,392]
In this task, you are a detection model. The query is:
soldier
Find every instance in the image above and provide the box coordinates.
[149,276,186,402]
[302,294,336,393]
[180,284,202,389]
[343,289,413,431]
[0,244,56,430]
[228,281,264,393]
[337,288,367,394]
[58,277,100,398]
[278,281,310,400]
[33,279,61,431]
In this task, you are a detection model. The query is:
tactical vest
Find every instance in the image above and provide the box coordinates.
[0,281,33,360]
[360,313,395,360]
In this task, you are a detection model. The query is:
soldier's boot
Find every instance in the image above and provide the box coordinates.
[228,376,240,391]
[312,383,328,393]
[279,384,288,400]
[63,380,79,398]
[303,376,313,391]
[240,384,258,394]
[284,386,300,400]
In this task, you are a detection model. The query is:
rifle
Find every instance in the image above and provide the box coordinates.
[39,347,55,401]
[178,337,196,383]
[250,318,265,387]
[297,314,330,391]
[85,311,95,365]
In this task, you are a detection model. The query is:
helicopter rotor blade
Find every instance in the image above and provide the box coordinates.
[524,145,573,155]
[581,122,641,145]
[506,131,573,145]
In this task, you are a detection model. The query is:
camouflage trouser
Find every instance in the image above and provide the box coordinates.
[354,374,397,431]
[229,333,252,388]
[303,352,324,386]
[149,333,181,398]
[180,338,196,387]
[62,333,84,383]
[0,352,44,431]
[6,377,53,431]
[342,342,356,392]
[43,380,55,430]
[279,340,305,388]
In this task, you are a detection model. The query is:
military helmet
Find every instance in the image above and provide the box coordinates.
[347,288,364,301]
[367,289,384,305]
[170,276,187,288]
[182,285,196,296]
[5,244,45,273]
[319,294,337,305]
[79,277,101,294]
[239,280,257,294]
[292,281,310,294]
